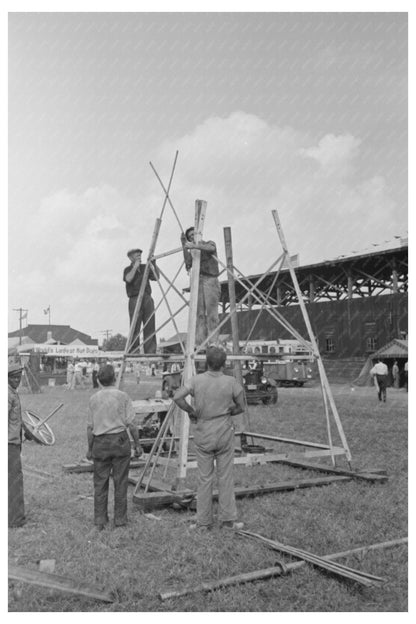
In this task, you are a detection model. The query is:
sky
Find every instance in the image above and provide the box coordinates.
[7,10,408,343]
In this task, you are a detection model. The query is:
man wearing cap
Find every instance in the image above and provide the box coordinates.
[181,227,221,347]
[8,362,26,528]
[123,249,159,353]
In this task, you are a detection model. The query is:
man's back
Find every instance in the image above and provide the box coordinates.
[88,387,134,435]
[372,362,388,376]
[185,370,243,420]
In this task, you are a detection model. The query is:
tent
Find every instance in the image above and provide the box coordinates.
[353,339,408,386]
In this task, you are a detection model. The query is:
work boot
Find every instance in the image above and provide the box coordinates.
[95,523,106,531]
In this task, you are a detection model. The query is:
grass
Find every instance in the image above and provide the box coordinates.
[8,375,408,612]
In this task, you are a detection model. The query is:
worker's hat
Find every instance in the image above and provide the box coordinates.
[127,248,143,258]
[8,362,24,375]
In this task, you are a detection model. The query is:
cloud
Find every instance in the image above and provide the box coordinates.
[152,113,400,271]
[300,134,362,175]
[8,111,405,337]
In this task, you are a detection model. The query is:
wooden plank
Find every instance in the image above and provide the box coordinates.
[272,210,352,462]
[277,458,388,482]
[133,491,180,510]
[22,465,55,478]
[232,476,351,497]
[187,476,351,509]
[134,476,194,496]
[133,488,195,510]
[176,200,207,487]
[9,564,113,603]
[132,399,172,414]
[182,448,347,471]
[224,226,249,430]
[159,537,407,600]
[62,459,145,473]
[240,432,333,449]
[133,476,351,512]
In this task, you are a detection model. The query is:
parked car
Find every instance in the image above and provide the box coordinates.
[240,365,278,405]
[161,363,278,406]
[263,360,314,387]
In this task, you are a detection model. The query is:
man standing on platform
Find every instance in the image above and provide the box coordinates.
[181,227,221,347]
[123,248,159,353]
[173,346,245,531]
[8,362,26,528]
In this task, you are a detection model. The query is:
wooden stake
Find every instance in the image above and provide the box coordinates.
[271,210,352,462]
[9,564,113,603]
[176,200,206,487]
[223,226,249,430]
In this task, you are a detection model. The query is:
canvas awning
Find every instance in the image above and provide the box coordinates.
[371,339,408,359]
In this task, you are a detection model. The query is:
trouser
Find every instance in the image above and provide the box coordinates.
[92,371,99,388]
[194,422,237,526]
[128,294,156,353]
[196,275,220,347]
[71,372,84,389]
[8,443,25,527]
[376,375,387,401]
[92,431,131,526]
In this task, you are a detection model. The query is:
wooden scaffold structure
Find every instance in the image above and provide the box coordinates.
[117,154,386,511]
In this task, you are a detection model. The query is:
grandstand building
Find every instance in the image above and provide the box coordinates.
[219,242,408,381]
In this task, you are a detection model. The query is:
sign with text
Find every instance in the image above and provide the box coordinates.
[32,344,99,357]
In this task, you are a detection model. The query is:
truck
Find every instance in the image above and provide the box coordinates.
[262,359,314,387]
[161,362,278,406]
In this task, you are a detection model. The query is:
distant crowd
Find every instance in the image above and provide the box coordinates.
[63,359,158,390]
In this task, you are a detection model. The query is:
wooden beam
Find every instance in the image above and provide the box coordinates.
[224,226,248,429]
[210,475,352,501]
[62,459,145,473]
[179,447,347,471]
[176,200,207,487]
[277,458,388,482]
[133,475,352,512]
[8,565,113,603]
[240,432,333,449]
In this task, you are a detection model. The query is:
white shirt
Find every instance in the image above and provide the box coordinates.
[370,362,388,376]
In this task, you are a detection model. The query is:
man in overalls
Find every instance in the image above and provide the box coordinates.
[174,347,245,530]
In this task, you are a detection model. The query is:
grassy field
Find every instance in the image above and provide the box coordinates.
[8,375,408,612]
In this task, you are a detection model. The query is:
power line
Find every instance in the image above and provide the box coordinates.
[100,329,112,344]
[13,308,28,345]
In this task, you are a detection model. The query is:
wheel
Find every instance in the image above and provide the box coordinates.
[22,410,56,446]
[261,388,278,405]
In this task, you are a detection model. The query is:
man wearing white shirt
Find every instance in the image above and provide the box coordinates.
[370,359,388,402]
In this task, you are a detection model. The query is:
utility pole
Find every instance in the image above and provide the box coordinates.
[13,308,28,345]
[100,329,112,348]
